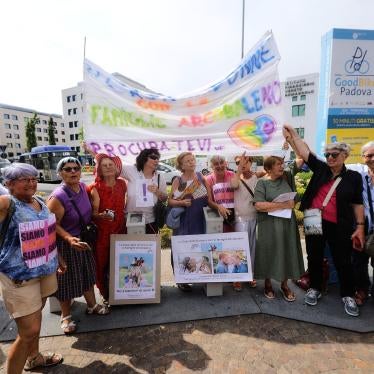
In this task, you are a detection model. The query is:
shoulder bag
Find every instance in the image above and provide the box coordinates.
[303,177,342,236]
[0,199,15,251]
[63,186,98,250]
[364,175,374,256]
[153,173,167,230]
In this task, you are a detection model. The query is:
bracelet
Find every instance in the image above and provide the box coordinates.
[356,222,365,225]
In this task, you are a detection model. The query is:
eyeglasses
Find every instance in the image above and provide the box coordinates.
[364,153,374,159]
[148,155,160,161]
[62,166,81,173]
[324,152,340,159]
[17,177,38,183]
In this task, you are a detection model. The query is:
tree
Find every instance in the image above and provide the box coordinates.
[48,117,56,145]
[25,113,38,151]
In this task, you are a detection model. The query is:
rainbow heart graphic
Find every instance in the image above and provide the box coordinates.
[228,115,277,149]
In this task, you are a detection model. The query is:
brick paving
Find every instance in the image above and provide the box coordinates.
[1,250,374,373]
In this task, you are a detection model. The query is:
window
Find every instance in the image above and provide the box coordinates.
[60,123,64,127]
[11,114,18,120]
[73,108,77,114]
[62,139,66,143]
[70,134,74,140]
[44,137,48,141]
[5,133,12,138]
[61,131,65,135]
[292,104,305,117]
[42,120,47,125]
[53,122,57,126]
[16,152,21,156]
[68,109,72,115]
[43,129,48,133]
[4,123,11,129]
[75,134,79,140]
[76,146,80,152]
[69,121,73,128]
[295,127,305,139]
[81,93,83,100]
[13,124,19,130]
[72,95,76,101]
[74,121,78,127]
[3,114,10,119]
[7,143,13,148]
[67,95,71,103]
[55,138,58,142]
[54,130,57,134]
[37,128,41,133]
[300,95,306,101]
[14,134,20,139]
[292,96,298,102]
[8,152,14,157]
[37,136,42,141]
[15,143,21,149]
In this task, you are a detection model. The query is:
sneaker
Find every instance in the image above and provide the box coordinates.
[304,288,322,306]
[233,282,242,292]
[342,297,359,317]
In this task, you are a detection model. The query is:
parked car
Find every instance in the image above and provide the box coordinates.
[156,162,181,184]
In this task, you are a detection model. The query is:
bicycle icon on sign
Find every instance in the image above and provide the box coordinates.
[344,46,370,74]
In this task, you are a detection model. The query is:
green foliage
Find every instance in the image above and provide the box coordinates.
[159,226,172,249]
[78,127,84,142]
[294,171,312,200]
[48,117,56,145]
[25,113,38,151]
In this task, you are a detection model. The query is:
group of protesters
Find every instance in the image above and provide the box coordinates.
[0,124,373,373]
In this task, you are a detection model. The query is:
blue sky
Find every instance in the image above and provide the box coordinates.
[1,0,373,114]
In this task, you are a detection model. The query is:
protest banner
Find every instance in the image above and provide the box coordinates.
[171,232,252,283]
[109,234,161,305]
[83,31,284,162]
[18,214,57,269]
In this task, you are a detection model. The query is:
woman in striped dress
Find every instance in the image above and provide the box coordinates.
[47,157,109,335]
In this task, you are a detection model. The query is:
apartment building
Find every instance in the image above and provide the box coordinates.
[0,104,67,160]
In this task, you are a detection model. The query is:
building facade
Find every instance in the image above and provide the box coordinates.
[283,72,319,156]
[0,104,68,160]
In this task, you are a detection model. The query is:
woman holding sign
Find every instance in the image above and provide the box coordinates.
[0,163,63,373]
[48,157,109,336]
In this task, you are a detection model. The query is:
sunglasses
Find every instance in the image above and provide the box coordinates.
[364,153,374,159]
[324,152,340,159]
[148,155,160,161]
[62,166,81,173]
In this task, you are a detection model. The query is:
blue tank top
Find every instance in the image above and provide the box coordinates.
[0,196,58,281]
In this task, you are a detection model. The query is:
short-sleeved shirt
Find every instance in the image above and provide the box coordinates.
[206,170,235,208]
[121,165,167,224]
[49,182,92,236]
[233,175,258,220]
[0,196,58,281]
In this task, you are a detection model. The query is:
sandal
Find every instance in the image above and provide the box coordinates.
[249,280,257,288]
[264,284,275,299]
[24,352,63,371]
[354,290,368,306]
[177,284,192,292]
[60,315,77,335]
[280,287,296,302]
[86,303,110,315]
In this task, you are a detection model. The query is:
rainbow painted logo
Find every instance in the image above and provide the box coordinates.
[228,115,277,149]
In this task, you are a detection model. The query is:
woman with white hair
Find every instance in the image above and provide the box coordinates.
[283,125,365,317]
[0,163,63,373]
[47,157,109,335]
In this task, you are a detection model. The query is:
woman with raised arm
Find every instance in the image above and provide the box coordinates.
[283,124,365,317]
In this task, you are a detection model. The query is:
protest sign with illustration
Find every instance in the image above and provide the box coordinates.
[109,234,161,305]
[83,31,284,162]
[171,232,252,283]
[19,214,57,269]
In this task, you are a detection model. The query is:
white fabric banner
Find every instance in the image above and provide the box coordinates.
[83,31,285,161]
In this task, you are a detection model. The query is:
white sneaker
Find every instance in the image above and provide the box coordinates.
[342,297,359,317]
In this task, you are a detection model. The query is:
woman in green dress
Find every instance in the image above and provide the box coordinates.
[253,156,304,301]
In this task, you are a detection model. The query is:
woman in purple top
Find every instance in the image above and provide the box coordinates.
[48,157,109,335]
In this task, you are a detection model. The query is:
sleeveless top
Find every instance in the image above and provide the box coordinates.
[206,170,235,208]
[87,178,126,233]
[50,182,92,236]
[0,196,58,280]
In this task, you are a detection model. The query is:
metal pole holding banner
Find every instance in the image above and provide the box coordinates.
[241,0,245,59]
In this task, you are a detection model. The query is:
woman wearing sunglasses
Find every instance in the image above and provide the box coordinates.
[47,157,109,335]
[121,148,168,233]
[283,125,365,317]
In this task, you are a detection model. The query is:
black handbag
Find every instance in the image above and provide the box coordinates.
[153,174,167,230]
[63,186,98,250]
